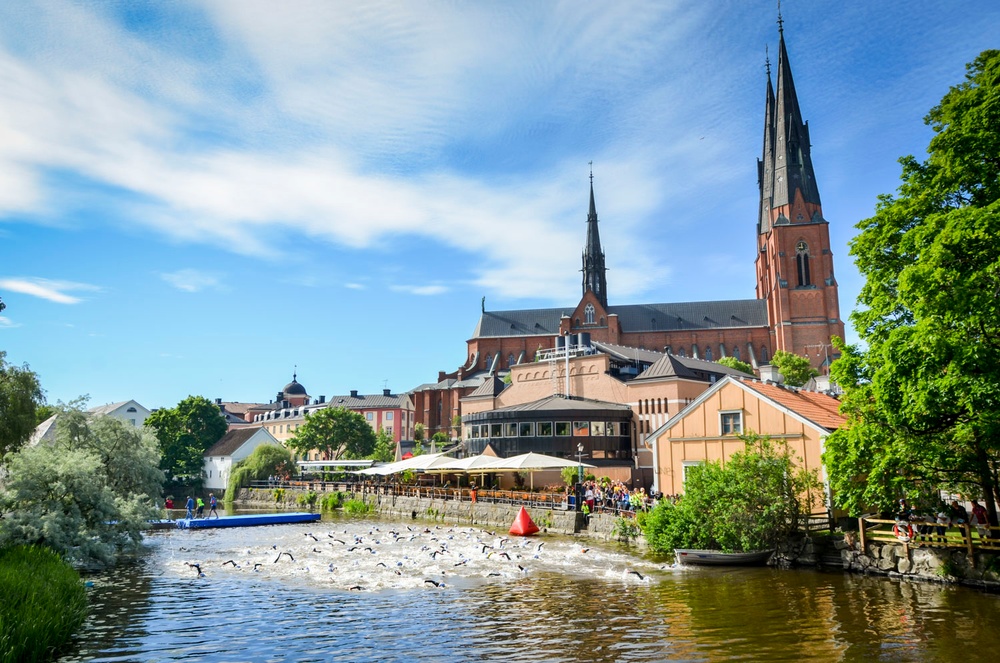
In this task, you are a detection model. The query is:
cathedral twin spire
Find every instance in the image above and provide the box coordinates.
[757,18,822,235]
[582,166,608,308]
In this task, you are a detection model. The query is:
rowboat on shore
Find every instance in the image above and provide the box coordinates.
[674,549,774,566]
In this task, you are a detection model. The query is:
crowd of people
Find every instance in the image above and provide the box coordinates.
[896,497,993,542]
[581,479,661,514]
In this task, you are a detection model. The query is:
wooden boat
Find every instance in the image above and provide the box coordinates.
[674,549,773,566]
[176,512,320,529]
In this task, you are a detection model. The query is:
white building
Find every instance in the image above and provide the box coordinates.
[202,428,282,491]
[88,400,151,428]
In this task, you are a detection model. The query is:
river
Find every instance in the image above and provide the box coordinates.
[58,515,1000,662]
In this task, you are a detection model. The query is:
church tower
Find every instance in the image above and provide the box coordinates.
[582,171,609,308]
[754,16,845,371]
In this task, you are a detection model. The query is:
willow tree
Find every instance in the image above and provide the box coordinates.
[824,51,1000,522]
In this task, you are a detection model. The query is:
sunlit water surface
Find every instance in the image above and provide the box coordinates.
[59,516,1000,662]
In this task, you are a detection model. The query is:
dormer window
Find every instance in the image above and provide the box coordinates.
[584,303,595,325]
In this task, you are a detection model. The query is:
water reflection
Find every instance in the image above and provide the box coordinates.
[60,517,1000,662]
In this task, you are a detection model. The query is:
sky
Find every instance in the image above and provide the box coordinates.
[1,1,998,411]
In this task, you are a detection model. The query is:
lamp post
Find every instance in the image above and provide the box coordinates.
[577,442,584,484]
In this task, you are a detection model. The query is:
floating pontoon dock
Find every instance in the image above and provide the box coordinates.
[176,512,321,529]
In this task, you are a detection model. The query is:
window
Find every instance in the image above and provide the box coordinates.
[505,423,518,437]
[537,422,553,436]
[366,412,373,421]
[471,425,479,439]
[573,421,590,437]
[720,411,743,435]
[760,347,768,363]
[555,422,571,436]
[385,412,393,420]
[584,303,595,324]
[682,461,704,484]
[733,346,741,360]
[518,422,534,437]
[796,241,811,287]
[126,406,137,413]
[591,421,606,436]
[704,346,713,360]
[490,423,502,438]
[508,353,516,367]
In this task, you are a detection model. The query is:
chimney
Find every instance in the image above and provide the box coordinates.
[758,364,784,384]
[350,390,359,398]
[319,395,326,404]
[438,371,447,382]
[216,398,222,405]
[383,388,391,397]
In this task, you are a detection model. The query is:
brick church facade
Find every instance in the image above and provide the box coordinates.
[413,22,845,440]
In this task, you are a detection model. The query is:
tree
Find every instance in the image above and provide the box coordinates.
[413,423,425,444]
[430,432,449,452]
[0,406,164,569]
[0,351,45,456]
[770,350,818,387]
[286,406,376,460]
[823,51,1000,523]
[371,427,395,463]
[225,443,296,502]
[717,356,755,376]
[644,434,821,554]
[146,395,227,482]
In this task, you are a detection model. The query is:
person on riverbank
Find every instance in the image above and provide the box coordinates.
[196,497,205,518]
[949,500,968,526]
[185,496,194,519]
[209,493,219,519]
[971,500,990,539]
[165,496,174,520]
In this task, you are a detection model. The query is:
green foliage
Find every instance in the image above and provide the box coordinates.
[0,545,88,663]
[430,432,448,452]
[273,488,285,503]
[0,350,45,457]
[561,466,579,487]
[224,443,295,502]
[286,406,376,461]
[296,491,318,510]
[0,408,164,569]
[612,517,641,544]
[320,492,345,512]
[770,350,818,387]
[413,423,425,443]
[371,427,395,463]
[33,405,56,426]
[824,51,1000,519]
[343,498,374,515]
[644,434,822,554]
[502,373,512,385]
[716,356,755,376]
[146,395,227,482]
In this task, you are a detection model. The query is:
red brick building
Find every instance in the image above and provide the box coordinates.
[413,23,844,439]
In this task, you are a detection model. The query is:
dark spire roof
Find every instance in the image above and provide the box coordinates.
[581,166,609,307]
[759,19,821,232]
[282,371,307,397]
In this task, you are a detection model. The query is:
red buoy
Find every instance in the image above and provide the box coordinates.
[509,506,540,536]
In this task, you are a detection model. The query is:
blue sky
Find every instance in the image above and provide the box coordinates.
[1,1,997,411]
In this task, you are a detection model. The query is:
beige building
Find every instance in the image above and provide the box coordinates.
[647,375,844,498]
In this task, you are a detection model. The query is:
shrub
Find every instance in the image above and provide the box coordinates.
[296,491,318,510]
[320,492,345,512]
[343,498,373,515]
[0,545,88,663]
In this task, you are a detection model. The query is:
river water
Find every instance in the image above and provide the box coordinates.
[59,516,1000,662]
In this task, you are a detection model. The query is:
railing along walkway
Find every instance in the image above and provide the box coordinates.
[859,516,1000,564]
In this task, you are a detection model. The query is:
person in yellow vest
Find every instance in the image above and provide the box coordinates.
[196,497,205,518]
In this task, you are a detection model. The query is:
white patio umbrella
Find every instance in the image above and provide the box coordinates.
[492,452,596,489]
[355,453,450,476]
[424,454,510,487]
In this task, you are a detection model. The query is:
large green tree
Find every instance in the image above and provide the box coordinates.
[371,427,395,463]
[0,351,45,456]
[716,356,755,376]
[286,406,376,460]
[146,395,227,481]
[824,50,1000,522]
[770,350,819,387]
[0,407,164,568]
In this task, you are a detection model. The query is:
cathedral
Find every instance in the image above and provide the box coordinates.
[413,20,845,444]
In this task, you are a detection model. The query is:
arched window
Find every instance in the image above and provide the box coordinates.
[704,346,713,360]
[678,347,686,357]
[760,346,769,363]
[584,303,595,325]
[508,353,516,367]
[796,241,811,287]
[733,346,741,360]
[485,354,492,369]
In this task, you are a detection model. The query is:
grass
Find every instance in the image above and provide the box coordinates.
[0,545,88,663]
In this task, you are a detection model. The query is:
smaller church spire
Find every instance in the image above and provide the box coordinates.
[777,0,784,34]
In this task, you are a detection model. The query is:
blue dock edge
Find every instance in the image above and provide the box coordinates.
[176,512,321,529]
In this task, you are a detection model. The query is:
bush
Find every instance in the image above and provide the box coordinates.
[320,492,345,512]
[343,498,374,515]
[0,545,88,663]
[296,491,318,510]
[225,444,296,503]
[644,434,821,554]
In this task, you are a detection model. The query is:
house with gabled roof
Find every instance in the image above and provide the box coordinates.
[87,399,151,428]
[648,374,845,498]
[203,427,282,491]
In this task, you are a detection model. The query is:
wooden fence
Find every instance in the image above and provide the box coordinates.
[859,516,1000,563]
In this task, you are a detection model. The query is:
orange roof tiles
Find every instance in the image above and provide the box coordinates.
[739,378,845,431]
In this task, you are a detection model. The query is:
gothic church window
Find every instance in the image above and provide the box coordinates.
[796,241,811,287]
[585,303,595,325]
[508,353,515,367]
[733,347,741,360]
[704,346,713,360]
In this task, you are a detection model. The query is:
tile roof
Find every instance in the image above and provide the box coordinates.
[591,341,665,363]
[633,354,751,382]
[472,299,768,338]
[204,428,262,457]
[87,401,130,415]
[739,379,845,431]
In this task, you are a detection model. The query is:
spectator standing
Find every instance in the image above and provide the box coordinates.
[196,497,205,518]
[208,493,219,519]
[971,500,990,539]
[185,496,194,519]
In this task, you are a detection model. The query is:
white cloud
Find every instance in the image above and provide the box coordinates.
[160,269,226,293]
[391,284,449,297]
[0,315,19,328]
[0,277,100,304]
[344,283,366,290]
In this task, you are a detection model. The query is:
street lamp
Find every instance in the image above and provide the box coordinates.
[577,442,584,484]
